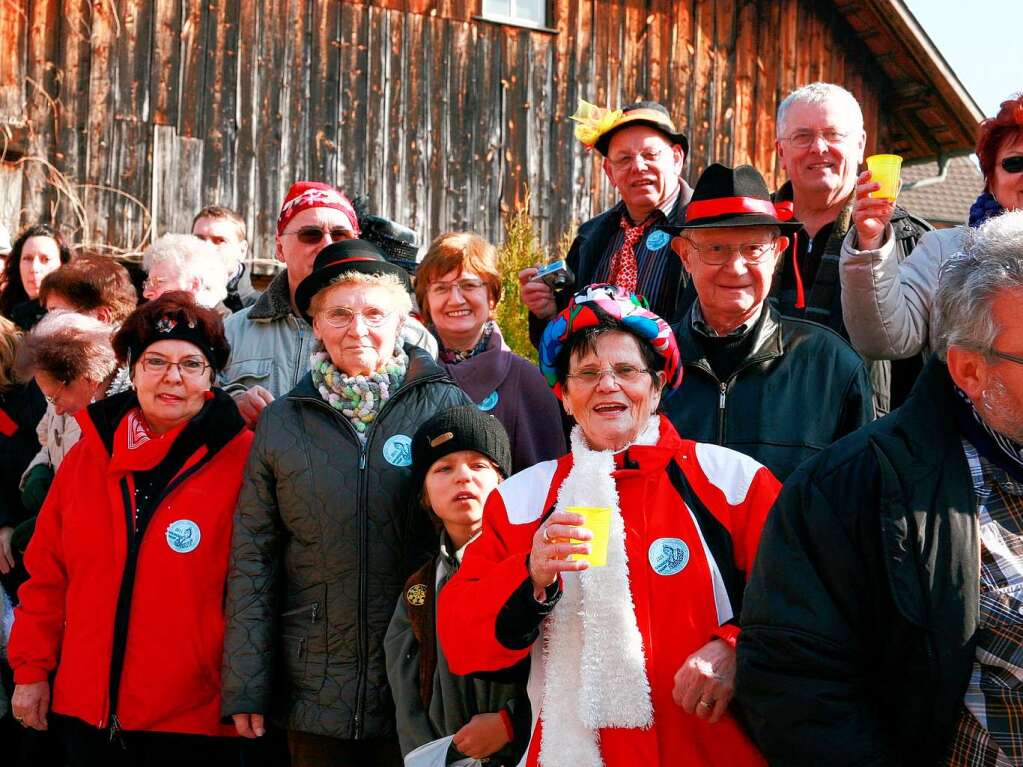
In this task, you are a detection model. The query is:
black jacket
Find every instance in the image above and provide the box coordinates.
[221,346,470,740]
[528,184,697,345]
[0,382,45,531]
[736,359,978,766]
[665,304,873,481]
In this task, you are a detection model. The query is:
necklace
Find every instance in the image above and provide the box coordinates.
[310,347,409,442]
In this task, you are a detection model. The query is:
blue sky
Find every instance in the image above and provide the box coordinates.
[904,0,1023,118]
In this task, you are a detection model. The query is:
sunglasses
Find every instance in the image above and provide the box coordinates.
[1001,156,1023,174]
[281,226,354,245]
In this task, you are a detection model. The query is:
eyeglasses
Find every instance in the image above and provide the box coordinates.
[280,226,355,245]
[319,306,394,329]
[43,381,66,406]
[427,278,487,298]
[608,148,667,171]
[987,348,1023,366]
[139,355,211,378]
[1001,156,1023,174]
[684,239,778,266]
[566,364,650,387]
[142,276,170,292]
[780,129,851,149]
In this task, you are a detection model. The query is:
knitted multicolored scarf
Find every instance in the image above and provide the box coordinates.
[310,346,409,443]
[968,191,1006,228]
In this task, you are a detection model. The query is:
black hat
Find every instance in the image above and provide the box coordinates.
[294,239,414,323]
[662,163,802,234]
[360,215,420,276]
[411,406,513,491]
[594,101,689,157]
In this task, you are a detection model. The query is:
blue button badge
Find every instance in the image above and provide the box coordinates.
[166,519,201,554]
[478,391,499,412]
[383,434,413,467]
[648,537,689,576]
[645,230,670,252]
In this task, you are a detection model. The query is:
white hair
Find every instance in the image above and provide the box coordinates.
[934,210,1023,361]
[776,82,864,138]
[308,272,413,318]
[142,233,231,307]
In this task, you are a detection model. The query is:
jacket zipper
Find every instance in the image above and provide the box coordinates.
[106,458,213,740]
[292,368,445,738]
[717,382,727,444]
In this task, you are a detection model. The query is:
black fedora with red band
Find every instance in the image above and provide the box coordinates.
[661,163,802,234]
[295,239,413,322]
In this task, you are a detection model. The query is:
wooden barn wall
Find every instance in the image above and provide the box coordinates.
[0,0,892,264]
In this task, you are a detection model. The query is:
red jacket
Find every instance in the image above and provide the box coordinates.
[9,390,252,736]
[439,417,780,766]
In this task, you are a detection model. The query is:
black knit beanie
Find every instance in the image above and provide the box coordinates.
[411,405,513,489]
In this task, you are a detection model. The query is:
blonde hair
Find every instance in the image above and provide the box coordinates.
[0,315,20,392]
[415,232,501,324]
[308,271,413,318]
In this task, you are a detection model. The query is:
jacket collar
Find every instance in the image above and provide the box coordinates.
[81,387,245,464]
[438,325,514,400]
[675,302,783,378]
[248,269,294,321]
[610,178,694,226]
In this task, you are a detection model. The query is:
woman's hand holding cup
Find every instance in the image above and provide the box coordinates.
[529,510,592,599]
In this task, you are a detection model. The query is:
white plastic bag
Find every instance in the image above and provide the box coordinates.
[404,735,483,767]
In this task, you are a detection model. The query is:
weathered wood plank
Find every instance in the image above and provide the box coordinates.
[0,0,27,124]
[150,0,182,127]
[21,0,61,224]
[151,124,203,237]
[177,0,208,138]
[201,0,243,206]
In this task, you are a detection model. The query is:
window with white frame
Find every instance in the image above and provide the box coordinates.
[480,0,548,29]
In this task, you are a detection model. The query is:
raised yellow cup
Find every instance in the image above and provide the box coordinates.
[567,506,612,567]
[866,154,903,201]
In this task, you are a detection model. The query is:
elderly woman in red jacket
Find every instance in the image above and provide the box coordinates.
[439,284,780,767]
[8,292,252,766]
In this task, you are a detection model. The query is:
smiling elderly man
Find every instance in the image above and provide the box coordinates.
[220,181,436,428]
[771,82,931,412]
[520,101,695,343]
[663,163,873,481]
[738,210,1023,767]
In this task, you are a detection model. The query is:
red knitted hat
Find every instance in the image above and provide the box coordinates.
[276,181,360,237]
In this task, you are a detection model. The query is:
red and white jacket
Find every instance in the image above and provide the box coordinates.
[439,416,780,767]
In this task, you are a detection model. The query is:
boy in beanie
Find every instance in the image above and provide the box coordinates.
[385,406,530,766]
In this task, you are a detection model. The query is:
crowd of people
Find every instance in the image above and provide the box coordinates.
[0,81,1022,767]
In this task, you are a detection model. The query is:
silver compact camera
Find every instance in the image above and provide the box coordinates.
[535,260,575,292]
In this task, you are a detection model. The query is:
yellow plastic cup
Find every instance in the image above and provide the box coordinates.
[866,154,903,201]
[567,506,612,567]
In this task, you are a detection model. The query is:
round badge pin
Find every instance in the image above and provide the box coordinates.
[383,434,413,467]
[648,537,689,576]
[406,584,428,607]
[478,390,499,412]
[645,229,670,252]
[165,519,201,554]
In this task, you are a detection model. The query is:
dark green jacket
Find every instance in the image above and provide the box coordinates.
[221,346,470,740]
[665,304,873,481]
[736,359,979,766]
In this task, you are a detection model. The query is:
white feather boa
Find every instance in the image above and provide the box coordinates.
[538,418,658,767]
